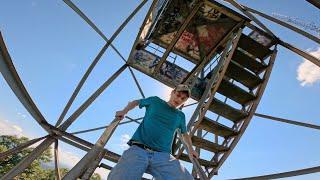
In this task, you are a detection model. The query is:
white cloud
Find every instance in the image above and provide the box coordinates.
[119,134,130,150]
[0,119,25,137]
[0,118,109,178]
[17,112,27,119]
[297,47,320,86]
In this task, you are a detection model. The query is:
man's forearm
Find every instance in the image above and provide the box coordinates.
[122,100,139,113]
[182,133,194,152]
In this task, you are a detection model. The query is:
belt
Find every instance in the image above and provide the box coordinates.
[128,141,160,152]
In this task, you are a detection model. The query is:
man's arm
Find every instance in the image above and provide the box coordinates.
[115,100,139,120]
[182,133,199,159]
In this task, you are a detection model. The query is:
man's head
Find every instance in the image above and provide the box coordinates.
[168,84,191,108]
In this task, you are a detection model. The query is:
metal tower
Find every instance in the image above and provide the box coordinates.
[1,0,319,179]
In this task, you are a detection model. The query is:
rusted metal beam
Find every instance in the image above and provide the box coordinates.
[58,64,127,131]
[254,113,320,130]
[0,135,47,160]
[63,0,146,99]
[224,0,275,37]
[232,165,320,179]
[306,0,320,9]
[243,5,320,44]
[279,40,320,68]
[56,0,147,127]
[2,137,55,179]
[54,140,61,180]
[0,32,51,133]
[63,118,121,179]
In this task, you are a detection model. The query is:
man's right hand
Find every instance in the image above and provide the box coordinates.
[115,110,126,120]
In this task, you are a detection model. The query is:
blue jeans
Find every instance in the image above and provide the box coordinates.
[108,145,193,180]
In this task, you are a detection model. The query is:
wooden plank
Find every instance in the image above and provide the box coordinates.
[178,153,217,168]
[232,49,268,74]
[209,98,248,122]
[238,34,272,59]
[225,61,263,89]
[198,117,238,137]
[191,136,228,153]
[218,78,256,105]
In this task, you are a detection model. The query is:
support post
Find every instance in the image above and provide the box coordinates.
[54,140,61,180]
[0,136,47,161]
[63,118,121,179]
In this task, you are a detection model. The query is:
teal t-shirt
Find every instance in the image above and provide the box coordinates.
[130,96,187,153]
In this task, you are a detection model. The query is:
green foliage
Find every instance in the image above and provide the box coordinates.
[0,135,102,179]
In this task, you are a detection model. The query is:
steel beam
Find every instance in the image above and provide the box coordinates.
[243,5,320,44]
[56,0,147,127]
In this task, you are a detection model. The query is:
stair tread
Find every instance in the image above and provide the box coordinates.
[209,98,248,123]
[232,49,268,74]
[218,78,256,105]
[226,61,263,89]
[198,117,238,137]
[238,34,272,59]
[178,153,217,168]
[191,136,229,153]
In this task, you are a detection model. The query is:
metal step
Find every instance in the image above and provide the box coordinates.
[238,34,272,59]
[191,136,229,153]
[218,78,256,105]
[198,117,238,137]
[179,153,217,168]
[209,98,248,123]
[226,61,263,90]
[232,49,268,74]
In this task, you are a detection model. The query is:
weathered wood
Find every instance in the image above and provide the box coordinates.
[191,136,229,153]
[232,50,268,74]
[63,118,121,179]
[217,78,256,105]
[238,34,272,59]
[198,117,238,137]
[209,98,248,122]
[179,153,217,168]
[225,61,263,89]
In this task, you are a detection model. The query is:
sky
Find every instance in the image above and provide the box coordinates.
[0,0,319,179]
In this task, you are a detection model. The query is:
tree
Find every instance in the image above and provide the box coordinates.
[0,135,101,179]
[0,135,52,179]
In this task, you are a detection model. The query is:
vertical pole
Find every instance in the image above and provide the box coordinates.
[54,140,61,180]
[63,118,121,179]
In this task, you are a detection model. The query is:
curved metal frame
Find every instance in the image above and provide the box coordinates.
[0,0,319,179]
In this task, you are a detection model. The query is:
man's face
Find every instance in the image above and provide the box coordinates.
[169,90,189,107]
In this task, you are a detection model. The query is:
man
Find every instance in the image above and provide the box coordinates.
[108,84,198,180]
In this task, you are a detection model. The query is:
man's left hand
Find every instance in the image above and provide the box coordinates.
[189,149,199,159]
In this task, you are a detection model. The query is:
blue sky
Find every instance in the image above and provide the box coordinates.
[0,0,319,179]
